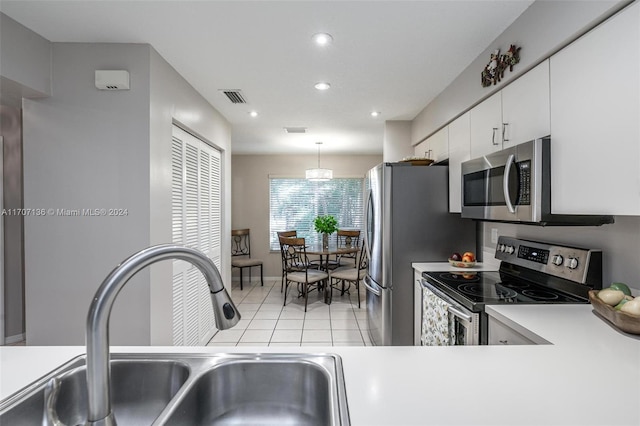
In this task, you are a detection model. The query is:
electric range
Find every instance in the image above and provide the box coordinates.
[419,236,603,345]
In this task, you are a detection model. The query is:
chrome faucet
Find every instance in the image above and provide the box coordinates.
[84,244,240,426]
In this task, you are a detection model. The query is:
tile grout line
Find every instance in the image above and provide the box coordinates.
[213,279,370,347]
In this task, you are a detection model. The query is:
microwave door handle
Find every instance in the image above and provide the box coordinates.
[503,153,516,214]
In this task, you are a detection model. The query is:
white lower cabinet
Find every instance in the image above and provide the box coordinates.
[488,315,549,345]
[550,2,640,215]
[414,272,423,345]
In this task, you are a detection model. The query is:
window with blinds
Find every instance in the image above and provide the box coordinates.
[171,125,221,346]
[269,178,364,250]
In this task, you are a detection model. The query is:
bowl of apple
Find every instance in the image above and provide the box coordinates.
[448,252,476,268]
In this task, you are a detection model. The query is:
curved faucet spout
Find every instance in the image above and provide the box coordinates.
[85,244,240,426]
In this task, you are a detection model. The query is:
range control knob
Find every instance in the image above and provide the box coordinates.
[551,255,564,266]
[498,244,505,252]
[565,257,579,269]
[505,245,515,254]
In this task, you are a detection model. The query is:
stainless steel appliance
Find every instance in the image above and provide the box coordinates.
[461,137,614,226]
[364,163,477,346]
[420,236,603,345]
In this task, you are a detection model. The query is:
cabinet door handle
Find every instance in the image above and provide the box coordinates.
[502,123,509,143]
[492,127,499,145]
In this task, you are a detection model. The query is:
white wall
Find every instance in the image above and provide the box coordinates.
[23,43,152,345]
[148,48,232,345]
[0,13,51,99]
[383,120,412,162]
[22,43,232,346]
[411,0,640,287]
[0,12,52,343]
[231,153,382,278]
[481,218,640,288]
[411,0,626,144]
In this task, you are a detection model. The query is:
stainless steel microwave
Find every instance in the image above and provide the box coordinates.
[460,137,613,226]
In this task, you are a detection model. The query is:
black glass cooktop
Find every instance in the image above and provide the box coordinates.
[423,270,588,311]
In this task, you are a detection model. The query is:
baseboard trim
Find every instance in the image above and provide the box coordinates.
[231,276,280,282]
[4,333,26,345]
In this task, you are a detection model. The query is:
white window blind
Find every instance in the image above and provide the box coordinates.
[269,178,364,250]
[171,125,221,346]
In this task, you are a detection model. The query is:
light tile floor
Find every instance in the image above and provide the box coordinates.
[207,278,371,346]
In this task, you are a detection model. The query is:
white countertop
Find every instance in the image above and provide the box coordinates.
[412,261,500,273]
[3,308,640,425]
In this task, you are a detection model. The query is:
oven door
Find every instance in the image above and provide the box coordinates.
[420,279,480,346]
[461,139,542,222]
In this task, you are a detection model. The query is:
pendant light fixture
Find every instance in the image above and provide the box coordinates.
[306,141,333,181]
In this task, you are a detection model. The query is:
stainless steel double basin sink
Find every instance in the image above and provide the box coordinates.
[0,353,350,425]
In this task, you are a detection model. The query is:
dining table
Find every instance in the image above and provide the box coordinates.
[305,243,359,270]
[304,243,359,304]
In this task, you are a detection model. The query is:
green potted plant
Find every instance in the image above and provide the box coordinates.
[314,215,338,248]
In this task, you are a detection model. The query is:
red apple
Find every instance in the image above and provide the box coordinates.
[451,252,462,261]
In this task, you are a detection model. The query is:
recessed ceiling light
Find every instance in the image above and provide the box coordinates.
[314,82,331,91]
[371,111,381,117]
[312,33,333,46]
[249,111,258,117]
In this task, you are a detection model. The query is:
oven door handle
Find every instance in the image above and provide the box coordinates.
[503,153,517,214]
[448,306,473,323]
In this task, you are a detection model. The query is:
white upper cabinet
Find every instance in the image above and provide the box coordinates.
[550,2,639,215]
[470,60,551,159]
[414,126,449,163]
[501,60,551,148]
[448,112,471,213]
[470,91,502,158]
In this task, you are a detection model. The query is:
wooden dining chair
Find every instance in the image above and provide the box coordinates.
[277,230,297,238]
[335,229,361,268]
[277,230,297,292]
[328,240,368,308]
[279,236,328,312]
[231,229,263,290]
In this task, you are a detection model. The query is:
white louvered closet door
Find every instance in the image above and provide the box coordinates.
[171,125,221,346]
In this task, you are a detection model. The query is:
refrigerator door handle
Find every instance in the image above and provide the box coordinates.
[363,276,381,296]
[364,189,374,261]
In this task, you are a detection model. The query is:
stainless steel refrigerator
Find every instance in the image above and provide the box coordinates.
[363,163,477,346]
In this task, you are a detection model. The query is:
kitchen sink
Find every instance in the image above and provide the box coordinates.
[0,356,190,426]
[163,358,334,425]
[0,353,350,425]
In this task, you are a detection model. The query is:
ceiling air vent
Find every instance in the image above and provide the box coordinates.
[284,127,307,134]
[220,90,247,104]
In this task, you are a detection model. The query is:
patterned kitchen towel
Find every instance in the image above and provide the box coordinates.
[421,287,456,346]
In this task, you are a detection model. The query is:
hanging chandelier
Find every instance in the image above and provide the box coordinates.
[306,141,333,181]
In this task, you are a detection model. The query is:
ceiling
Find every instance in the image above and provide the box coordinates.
[1,1,533,155]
